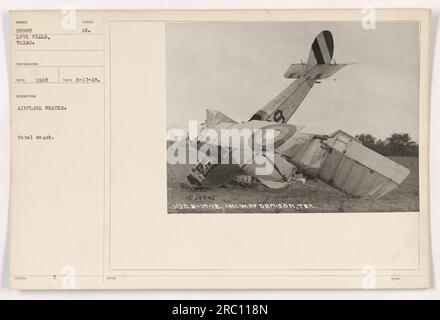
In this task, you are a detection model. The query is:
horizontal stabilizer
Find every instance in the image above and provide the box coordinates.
[284,63,348,80]
[283,64,307,79]
[205,109,237,127]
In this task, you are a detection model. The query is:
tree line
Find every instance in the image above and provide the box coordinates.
[355,133,418,157]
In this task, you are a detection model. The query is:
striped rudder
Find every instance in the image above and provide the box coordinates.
[307,30,334,66]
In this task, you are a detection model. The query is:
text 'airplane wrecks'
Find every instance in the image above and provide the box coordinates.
[173,30,410,200]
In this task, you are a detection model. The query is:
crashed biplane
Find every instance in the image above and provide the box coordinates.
[181,30,410,200]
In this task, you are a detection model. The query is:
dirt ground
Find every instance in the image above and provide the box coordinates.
[167,156,419,213]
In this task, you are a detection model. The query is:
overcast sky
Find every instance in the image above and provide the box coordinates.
[166,22,419,141]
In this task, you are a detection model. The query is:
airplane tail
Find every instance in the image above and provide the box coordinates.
[250,30,348,123]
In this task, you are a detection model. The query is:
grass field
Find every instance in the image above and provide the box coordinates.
[167,156,419,213]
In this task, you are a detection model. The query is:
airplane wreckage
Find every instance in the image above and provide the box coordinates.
[170,30,410,200]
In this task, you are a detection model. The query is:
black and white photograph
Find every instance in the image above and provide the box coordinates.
[1,5,435,296]
[166,22,420,213]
